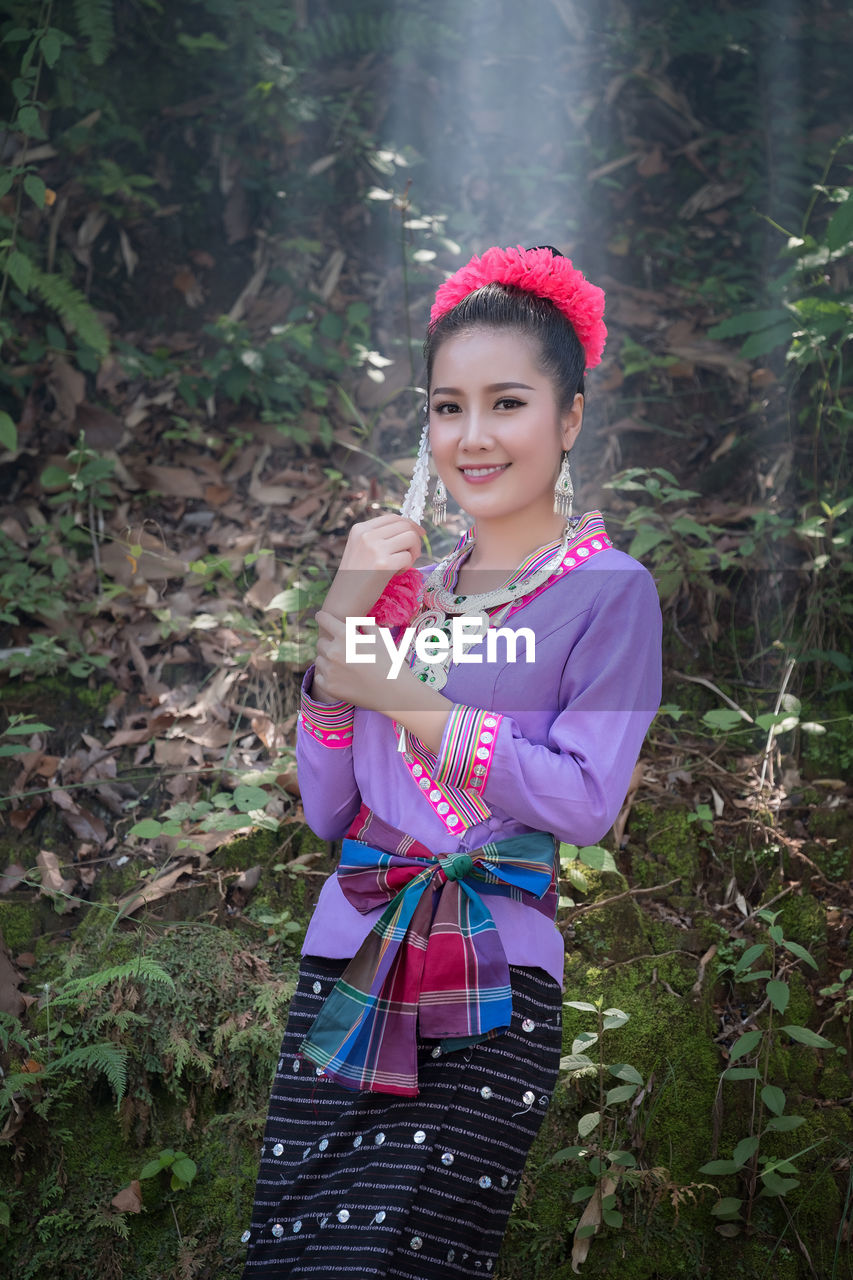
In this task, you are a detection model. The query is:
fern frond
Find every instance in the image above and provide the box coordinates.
[165,1028,212,1079]
[85,1207,131,1239]
[252,978,296,1022]
[91,1009,148,1033]
[57,958,175,1003]
[46,1042,128,1105]
[73,0,115,66]
[297,12,396,62]
[29,264,110,357]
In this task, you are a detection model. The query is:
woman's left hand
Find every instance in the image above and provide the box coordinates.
[313,608,414,714]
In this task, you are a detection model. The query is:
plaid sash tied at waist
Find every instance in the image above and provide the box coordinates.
[299,804,557,1096]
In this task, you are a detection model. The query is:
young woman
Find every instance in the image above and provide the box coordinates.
[241,245,662,1277]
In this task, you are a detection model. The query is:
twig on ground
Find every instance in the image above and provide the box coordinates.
[672,670,755,723]
[565,877,683,917]
[758,656,797,791]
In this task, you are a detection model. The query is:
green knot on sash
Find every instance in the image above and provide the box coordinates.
[438,851,474,881]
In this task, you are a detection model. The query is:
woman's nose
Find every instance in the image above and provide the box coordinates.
[459,408,494,449]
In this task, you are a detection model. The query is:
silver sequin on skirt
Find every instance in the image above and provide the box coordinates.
[240,956,563,1278]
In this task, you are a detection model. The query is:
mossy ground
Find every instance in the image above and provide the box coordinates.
[2,796,849,1280]
[0,815,312,1280]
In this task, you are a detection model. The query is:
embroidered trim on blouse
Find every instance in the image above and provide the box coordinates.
[398,732,490,830]
[433,705,502,793]
[299,687,354,749]
[396,511,613,835]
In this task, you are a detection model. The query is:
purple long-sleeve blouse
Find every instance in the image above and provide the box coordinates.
[295,513,662,988]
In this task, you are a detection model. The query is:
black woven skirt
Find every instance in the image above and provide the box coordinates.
[240,955,563,1278]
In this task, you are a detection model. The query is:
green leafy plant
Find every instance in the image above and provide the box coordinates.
[0,958,174,1125]
[0,3,110,363]
[0,714,54,758]
[41,430,116,513]
[818,968,852,1054]
[138,1147,198,1192]
[700,907,837,1229]
[604,466,732,604]
[558,842,619,908]
[550,999,645,1262]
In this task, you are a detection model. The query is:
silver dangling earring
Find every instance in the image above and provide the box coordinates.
[431,475,447,525]
[400,400,431,526]
[553,450,574,521]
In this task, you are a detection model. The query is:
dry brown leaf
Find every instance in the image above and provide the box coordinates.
[153,739,202,767]
[290,494,323,521]
[249,710,278,751]
[637,146,669,177]
[107,715,174,748]
[63,806,109,844]
[46,356,86,425]
[165,773,194,800]
[134,465,207,499]
[9,803,42,832]
[0,863,28,895]
[95,354,128,394]
[679,181,743,219]
[588,151,642,182]
[1,516,28,546]
[111,1180,143,1214]
[249,477,300,506]
[0,945,25,1017]
[117,861,195,915]
[244,578,283,612]
[666,341,751,388]
[75,402,124,451]
[710,431,738,463]
[36,850,76,912]
[173,267,205,306]
[190,249,215,269]
[172,720,234,750]
[572,1177,618,1272]
[100,536,188,586]
[204,483,232,506]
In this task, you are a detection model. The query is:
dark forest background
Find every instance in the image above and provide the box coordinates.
[0,2,851,1277]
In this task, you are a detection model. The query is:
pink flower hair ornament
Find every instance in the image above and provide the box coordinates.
[430,244,607,370]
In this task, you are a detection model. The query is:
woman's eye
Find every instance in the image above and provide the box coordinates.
[496,397,524,409]
[433,402,459,414]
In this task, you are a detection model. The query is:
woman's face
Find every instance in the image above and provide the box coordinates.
[428,326,583,529]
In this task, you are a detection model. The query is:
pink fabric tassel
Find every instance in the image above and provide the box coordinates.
[367,568,423,627]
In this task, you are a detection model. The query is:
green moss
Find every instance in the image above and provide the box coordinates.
[567,867,646,964]
[0,675,117,718]
[627,802,701,893]
[806,805,851,839]
[0,900,38,953]
[772,889,828,960]
[0,904,297,1279]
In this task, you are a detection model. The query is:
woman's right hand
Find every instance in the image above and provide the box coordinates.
[321,513,426,622]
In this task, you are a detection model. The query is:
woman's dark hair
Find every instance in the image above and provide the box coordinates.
[423,246,586,411]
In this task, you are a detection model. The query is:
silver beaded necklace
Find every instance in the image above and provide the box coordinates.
[405,521,573,691]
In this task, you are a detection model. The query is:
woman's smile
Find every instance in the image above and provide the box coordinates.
[458,462,511,483]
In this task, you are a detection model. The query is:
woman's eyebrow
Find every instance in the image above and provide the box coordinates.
[431,381,535,395]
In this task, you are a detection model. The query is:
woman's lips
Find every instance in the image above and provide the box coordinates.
[457,463,511,485]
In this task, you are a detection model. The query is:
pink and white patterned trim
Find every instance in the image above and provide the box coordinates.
[392,721,493,836]
[299,690,354,749]
[434,704,503,795]
[500,530,613,622]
